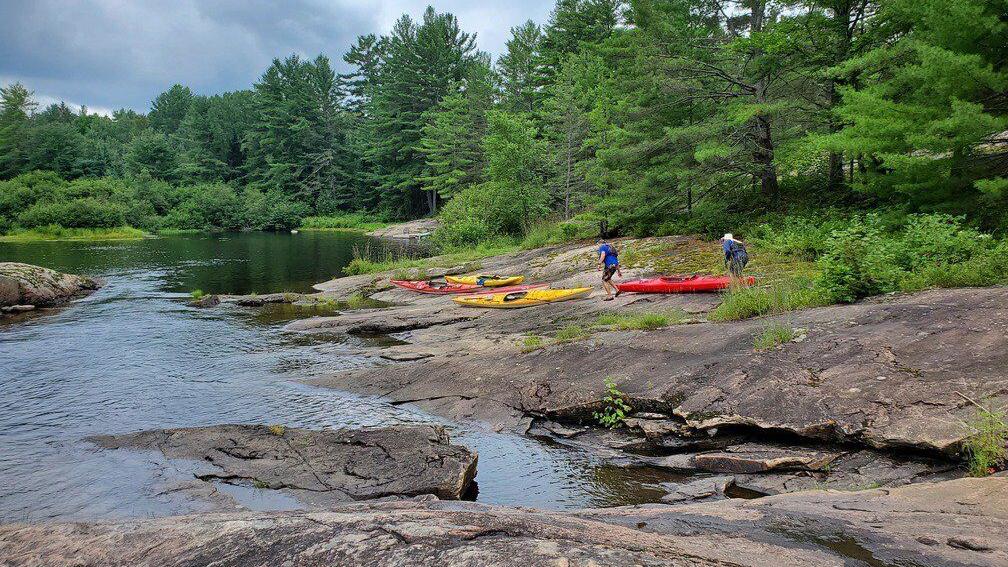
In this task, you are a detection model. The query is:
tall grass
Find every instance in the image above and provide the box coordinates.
[300,213,388,232]
[0,225,147,242]
[710,279,831,321]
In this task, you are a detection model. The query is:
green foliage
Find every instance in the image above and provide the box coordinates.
[592,377,631,429]
[818,214,1008,302]
[753,322,795,351]
[964,404,1008,477]
[190,289,205,300]
[0,226,146,242]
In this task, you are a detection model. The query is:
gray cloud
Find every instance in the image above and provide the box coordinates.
[0,1,551,113]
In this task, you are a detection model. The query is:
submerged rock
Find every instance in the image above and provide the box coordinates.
[185,294,220,308]
[0,262,102,309]
[88,424,477,503]
[2,477,1005,566]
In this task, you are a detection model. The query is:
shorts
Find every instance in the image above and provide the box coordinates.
[602,264,619,282]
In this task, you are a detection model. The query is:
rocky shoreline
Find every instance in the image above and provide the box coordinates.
[0,262,103,319]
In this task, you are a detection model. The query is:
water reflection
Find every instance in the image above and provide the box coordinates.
[1,233,674,521]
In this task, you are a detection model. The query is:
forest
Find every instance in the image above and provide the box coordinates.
[1,0,1006,301]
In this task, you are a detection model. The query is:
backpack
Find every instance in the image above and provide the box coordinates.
[730,240,749,268]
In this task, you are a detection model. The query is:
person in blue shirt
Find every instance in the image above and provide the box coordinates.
[597,239,622,301]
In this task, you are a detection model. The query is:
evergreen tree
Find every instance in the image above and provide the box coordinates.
[822,0,1008,204]
[497,20,543,114]
[244,54,353,210]
[366,7,478,217]
[148,84,194,135]
[0,82,37,179]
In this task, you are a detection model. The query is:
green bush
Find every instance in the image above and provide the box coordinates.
[18,198,126,228]
[818,214,1007,302]
[817,218,905,303]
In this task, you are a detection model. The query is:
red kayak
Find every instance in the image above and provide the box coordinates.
[391,280,547,295]
[616,275,755,294]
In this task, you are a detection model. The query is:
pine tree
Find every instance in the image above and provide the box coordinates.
[497,20,543,114]
[0,82,37,179]
[822,0,1008,204]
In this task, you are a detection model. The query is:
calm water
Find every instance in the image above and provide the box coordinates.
[0,232,672,522]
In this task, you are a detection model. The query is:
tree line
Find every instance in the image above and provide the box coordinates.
[0,0,1005,239]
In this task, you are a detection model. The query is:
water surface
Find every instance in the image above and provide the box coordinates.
[1,232,674,521]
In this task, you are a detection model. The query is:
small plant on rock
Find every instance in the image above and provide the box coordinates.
[267,424,286,437]
[190,289,205,300]
[964,404,1008,477]
[555,324,589,342]
[520,335,544,352]
[593,377,632,429]
[753,322,795,351]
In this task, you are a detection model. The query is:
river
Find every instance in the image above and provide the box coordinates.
[0,231,675,522]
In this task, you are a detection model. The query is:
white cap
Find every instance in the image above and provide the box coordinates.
[722,233,734,242]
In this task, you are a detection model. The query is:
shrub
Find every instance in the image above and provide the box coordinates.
[18,198,126,228]
[190,289,205,300]
[593,377,632,429]
[964,404,1007,477]
[817,218,905,303]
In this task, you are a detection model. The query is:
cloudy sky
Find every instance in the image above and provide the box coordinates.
[0,1,552,115]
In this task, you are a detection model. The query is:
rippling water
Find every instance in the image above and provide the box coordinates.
[0,233,673,522]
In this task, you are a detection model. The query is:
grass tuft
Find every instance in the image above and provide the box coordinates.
[753,321,795,351]
[710,279,830,321]
[555,324,589,343]
[520,335,544,352]
[267,424,286,437]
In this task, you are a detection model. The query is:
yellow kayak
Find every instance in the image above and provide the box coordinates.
[453,287,592,309]
[445,274,525,287]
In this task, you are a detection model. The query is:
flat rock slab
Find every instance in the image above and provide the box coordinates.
[88,424,477,502]
[692,443,840,474]
[314,287,1008,456]
[2,477,1005,566]
[660,476,735,503]
[0,262,102,308]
